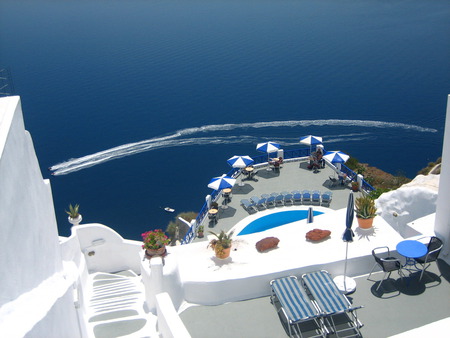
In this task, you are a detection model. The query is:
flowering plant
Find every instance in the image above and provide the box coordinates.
[141,229,170,250]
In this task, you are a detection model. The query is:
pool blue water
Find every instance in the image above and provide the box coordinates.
[237,210,324,236]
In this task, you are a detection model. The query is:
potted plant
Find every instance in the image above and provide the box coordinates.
[66,204,82,226]
[141,229,171,258]
[197,225,204,238]
[208,230,234,259]
[355,195,377,229]
[351,181,359,192]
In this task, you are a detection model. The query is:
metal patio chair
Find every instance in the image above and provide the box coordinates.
[368,246,405,291]
[414,236,443,281]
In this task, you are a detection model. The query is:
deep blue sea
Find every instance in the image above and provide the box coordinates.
[1,0,449,240]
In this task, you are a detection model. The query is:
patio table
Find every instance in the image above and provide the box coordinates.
[396,240,427,272]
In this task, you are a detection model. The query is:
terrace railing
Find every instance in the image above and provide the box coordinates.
[181,148,374,244]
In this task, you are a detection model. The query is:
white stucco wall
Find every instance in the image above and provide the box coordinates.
[435,95,450,264]
[0,97,80,337]
[376,174,439,237]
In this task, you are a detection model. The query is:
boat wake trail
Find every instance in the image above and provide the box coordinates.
[49,119,437,176]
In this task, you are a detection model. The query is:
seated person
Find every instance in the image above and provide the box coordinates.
[307,153,318,169]
[278,156,284,164]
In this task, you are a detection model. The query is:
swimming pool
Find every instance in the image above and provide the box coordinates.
[237,210,324,236]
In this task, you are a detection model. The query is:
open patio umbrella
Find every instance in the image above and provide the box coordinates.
[257,141,281,166]
[256,141,280,154]
[307,206,314,224]
[334,192,356,294]
[227,155,254,168]
[323,151,350,164]
[300,135,323,153]
[208,174,236,191]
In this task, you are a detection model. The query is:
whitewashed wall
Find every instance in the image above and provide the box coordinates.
[0,97,81,337]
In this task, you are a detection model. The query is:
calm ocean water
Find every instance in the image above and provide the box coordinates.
[1,0,449,240]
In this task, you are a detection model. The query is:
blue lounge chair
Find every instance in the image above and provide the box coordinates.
[251,196,267,210]
[240,199,257,214]
[292,190,302,205]
[275,194,284,207]
[265,195,276,208]
[283,193,294,206]
[301,271,363,337]
[321,191,332,207]
[270,276,327,338]
[302,190,311,205]
[312,190,321,205]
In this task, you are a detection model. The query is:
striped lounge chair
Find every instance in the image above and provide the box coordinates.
[270,276,327,338]
[301,270,363,337]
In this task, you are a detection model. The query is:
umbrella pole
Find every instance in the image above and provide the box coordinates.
[344,242,349,291]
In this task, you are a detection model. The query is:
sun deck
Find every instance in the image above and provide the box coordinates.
[197,159,359,237]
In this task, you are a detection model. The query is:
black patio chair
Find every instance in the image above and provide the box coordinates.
[414,236,443,281]
[368,247,405,291]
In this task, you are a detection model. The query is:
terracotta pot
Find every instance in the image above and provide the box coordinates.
[197,232,204,238]
[215,246,231,259]
[357,217,374,229]
[145,246,167,259]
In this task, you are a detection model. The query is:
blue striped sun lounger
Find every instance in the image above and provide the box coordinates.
[270,276,326,338]
[301,270,363,337]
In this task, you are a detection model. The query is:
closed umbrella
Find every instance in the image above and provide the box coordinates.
[334,192,356,294]
[227,155,254,168]
[207,174,236,191]
[323,151,350,164]
[307,206,314,224]
[300,135,323,153]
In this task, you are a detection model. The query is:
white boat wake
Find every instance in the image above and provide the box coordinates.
[49,119,437,176]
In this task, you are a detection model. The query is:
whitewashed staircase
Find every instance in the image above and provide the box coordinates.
[86,270,158,338]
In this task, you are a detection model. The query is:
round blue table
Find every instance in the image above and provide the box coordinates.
[396,240,427,258]
[396,240,427,271]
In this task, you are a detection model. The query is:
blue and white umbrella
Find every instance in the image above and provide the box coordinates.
[323,151,350,164]
[208,174,236,191]
[256,141,281,154]
[300,135,323,151]
[307,206,314,224]
[227,155,254,168]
